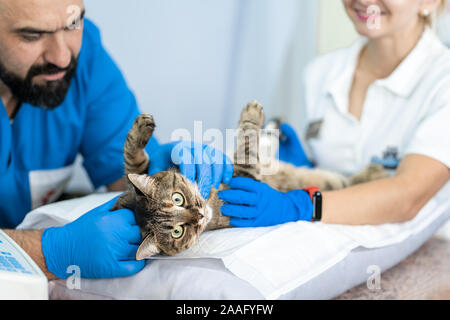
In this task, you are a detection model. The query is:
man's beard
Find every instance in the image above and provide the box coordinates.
[0,56,78,110]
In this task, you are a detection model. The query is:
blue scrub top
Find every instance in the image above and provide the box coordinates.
[0,19,159,228]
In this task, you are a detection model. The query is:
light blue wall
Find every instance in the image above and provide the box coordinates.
[84,0,318,141]
[69,0,318,191]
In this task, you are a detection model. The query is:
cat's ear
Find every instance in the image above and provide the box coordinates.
[136,234,160,260]
[128,174,153,195]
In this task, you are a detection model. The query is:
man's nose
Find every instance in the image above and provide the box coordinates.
[43,32,72,69]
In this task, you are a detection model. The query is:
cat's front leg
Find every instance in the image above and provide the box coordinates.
[110,190,135,212]
[124,114,156,175]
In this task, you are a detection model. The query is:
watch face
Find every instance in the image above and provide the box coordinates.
[313,191,322,221]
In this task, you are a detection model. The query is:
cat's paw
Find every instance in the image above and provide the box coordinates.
[364,163,390,180]
[350,163,389,185]
[132,114,156,149]
[320,172,349,191]
[240,101,265,129]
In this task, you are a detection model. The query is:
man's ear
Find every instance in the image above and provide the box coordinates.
[136,234,160,260]
[128,174,153,195]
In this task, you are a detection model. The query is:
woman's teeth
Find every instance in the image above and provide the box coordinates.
[354,8,385,21]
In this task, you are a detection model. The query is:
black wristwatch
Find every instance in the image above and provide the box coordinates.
[304,186,322,222]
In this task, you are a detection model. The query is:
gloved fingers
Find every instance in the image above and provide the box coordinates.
[204,146,223,190]
[204,145,234,188]
[218,189,258,206]
[188,144,212,199]
[221,203,259,219]
[123,225,143,245]
[148,166,164,176]
[196,161,212,199]
[211,162,223,190]
[148,157,168,175]
[116,260,146,277]
[147,152,167,176]
[176,145,196,183]
[99,196,121,211]
[222,154,234,185]
[229,217,255,228]
[227,176,261,192]
[118,244,142,261]
[148,143,176,175]
[112,208,139,226]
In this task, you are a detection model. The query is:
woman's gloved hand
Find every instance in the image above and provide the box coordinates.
[218,177,313,228]
[148,141,234,199]
[279,123,314,168]
[41,197,145,279]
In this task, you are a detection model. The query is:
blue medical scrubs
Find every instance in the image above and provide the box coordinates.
[0,19,158,228]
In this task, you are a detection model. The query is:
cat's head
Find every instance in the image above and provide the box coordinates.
[127,170,211,260]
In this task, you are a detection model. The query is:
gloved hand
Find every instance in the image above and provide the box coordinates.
[279,123,314,168]
[218,177,313,228]
[147,142,178,175]
[148,141,234,199]
[41,197,145,279]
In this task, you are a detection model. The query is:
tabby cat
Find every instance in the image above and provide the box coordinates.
[112,102,388,259]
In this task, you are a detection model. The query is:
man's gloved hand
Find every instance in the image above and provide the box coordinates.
[148,141,234,199]
[41,197,145,279]
[218,177,313,228]
[279,123,314,168]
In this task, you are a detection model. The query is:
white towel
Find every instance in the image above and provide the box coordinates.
[17,183,450,299]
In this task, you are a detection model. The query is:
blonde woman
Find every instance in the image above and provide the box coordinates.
[220,0,450,227]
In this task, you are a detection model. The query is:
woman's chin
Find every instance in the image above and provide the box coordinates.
[352,20,388,39]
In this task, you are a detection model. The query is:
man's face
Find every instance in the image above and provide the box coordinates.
[0,0,85,109]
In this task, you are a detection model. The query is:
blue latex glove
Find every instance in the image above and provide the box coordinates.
[148,141,234,199]
[41,197,145,279]
[279,123,314,168]
[218,177,313,228]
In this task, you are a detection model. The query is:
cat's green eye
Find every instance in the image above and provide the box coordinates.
[172,192,184,206]
[171,225,184,239]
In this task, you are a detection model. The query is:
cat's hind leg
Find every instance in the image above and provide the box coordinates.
[349,163,390,186]
[233,101,265,181]
[124,114,156,175]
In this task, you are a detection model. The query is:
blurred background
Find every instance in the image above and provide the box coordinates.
[69,0,450,192]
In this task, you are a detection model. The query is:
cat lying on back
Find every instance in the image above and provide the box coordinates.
[112,102,388,259]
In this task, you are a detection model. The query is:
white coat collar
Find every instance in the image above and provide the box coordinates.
[326,28,442,114]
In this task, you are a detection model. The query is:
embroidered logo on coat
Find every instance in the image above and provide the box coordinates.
[306,119,324,140]
[371,147,401,170]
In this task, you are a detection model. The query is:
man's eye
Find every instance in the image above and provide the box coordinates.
[22,34,42,42]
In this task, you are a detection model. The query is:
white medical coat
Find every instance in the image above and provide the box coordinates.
[299,28,450,177]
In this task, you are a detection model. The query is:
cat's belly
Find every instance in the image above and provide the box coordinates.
[261,160,350,192]
[204,187,231,231]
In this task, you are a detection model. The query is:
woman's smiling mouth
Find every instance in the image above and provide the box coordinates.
[353,6,386,21]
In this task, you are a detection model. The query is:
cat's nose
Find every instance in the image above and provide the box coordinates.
[197,213,204,220]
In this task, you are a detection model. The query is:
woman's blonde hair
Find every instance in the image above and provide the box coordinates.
[423,0,448,26]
